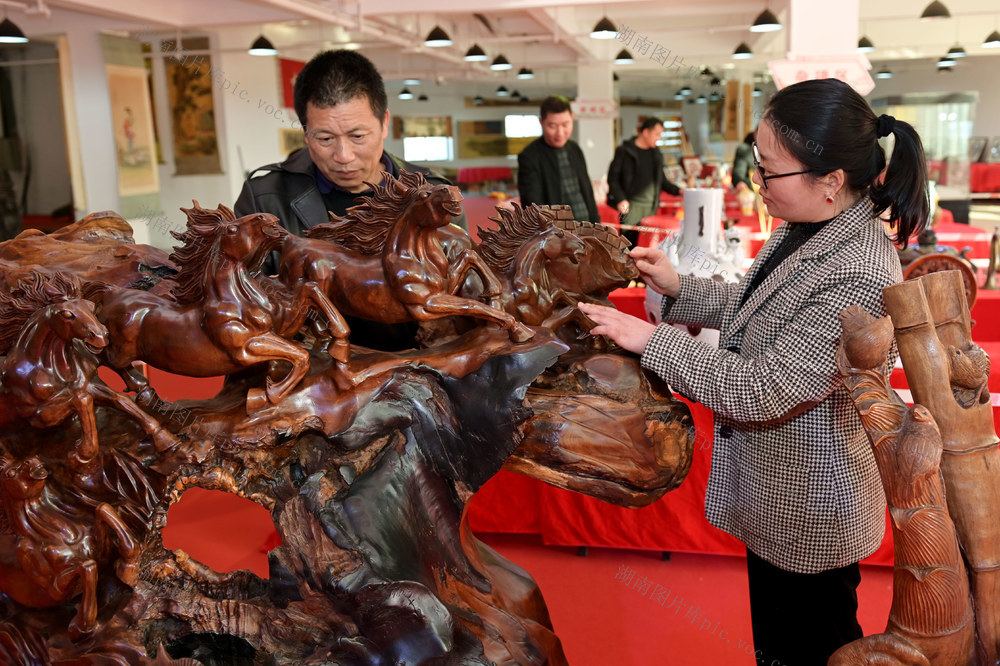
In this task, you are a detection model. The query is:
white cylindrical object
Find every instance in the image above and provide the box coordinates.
[680,188,724,260]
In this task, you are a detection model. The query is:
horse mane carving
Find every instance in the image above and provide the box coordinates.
[169,202,238,304]
[0,272,79,353]
[306,170,431,255]
[555,218,633,265]
[478,203,558,274]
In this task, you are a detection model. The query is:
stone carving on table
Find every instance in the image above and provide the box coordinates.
[645,188,745,344]
[898,228,979,306]
[832,269,995,665]
[0,170,693,663]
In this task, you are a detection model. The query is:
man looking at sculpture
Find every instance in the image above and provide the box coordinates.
[235,49,466,350]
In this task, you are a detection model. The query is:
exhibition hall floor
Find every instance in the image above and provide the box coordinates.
[164,489,893,666]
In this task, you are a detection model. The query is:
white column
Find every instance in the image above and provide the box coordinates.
[574,60,616,184]
[788,0,858,58]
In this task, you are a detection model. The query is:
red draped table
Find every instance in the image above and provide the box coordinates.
[456,166,513,185]
[971,163,1000,193]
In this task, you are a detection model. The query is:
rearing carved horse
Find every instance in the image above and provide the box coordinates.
[279,170,533,345]
[0,272,178,466]
[96,202,344,413]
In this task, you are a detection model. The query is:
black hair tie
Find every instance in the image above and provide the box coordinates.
[876,114,896,138]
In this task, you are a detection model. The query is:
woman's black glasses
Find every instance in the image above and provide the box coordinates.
[752,142,813,189]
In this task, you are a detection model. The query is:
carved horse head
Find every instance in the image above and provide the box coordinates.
[0,272,107,357]
[48,300,108,356]
[170,201,285,303]
[309,170,463,255]
[0,455,47,501]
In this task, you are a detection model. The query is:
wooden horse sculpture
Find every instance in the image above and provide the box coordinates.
[0,454,140,641]
[477,203,590,329]
[0,272,178,466]
[96,202,344,413]
[279,170,534,345]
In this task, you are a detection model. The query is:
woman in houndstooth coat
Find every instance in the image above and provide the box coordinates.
[580,78,929,666]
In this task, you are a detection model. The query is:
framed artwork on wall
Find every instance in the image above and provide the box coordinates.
[969,136,988,163]
[165,36,221,175]
[106,63,160,196]
[985,137,1000,164]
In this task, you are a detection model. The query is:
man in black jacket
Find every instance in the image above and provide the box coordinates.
[234,49,465,350]
[516,96,599,224]
[606,116,681,246]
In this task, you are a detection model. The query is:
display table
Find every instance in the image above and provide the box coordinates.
[971,163,1000,193]
[922,221,994,259]
[456,166,513,185]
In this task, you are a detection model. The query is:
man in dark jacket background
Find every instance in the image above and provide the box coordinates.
[516,96,599,224]
[234,49,465,350]
[606,116,681,247]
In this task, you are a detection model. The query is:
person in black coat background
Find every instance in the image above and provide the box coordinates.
[731,131,756,191]
[606,116,682,246]
[516,96,599,224]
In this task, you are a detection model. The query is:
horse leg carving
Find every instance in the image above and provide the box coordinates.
[94,502,139,586]
[55,561,98,641]
[69,392,99,470]
[448,251,505,309]
[304,281,351,364]
[113,362,157,406]
[239,334,311,412]
[89,383,180,454]
[881,270,1000,664]
[418,294,534,342]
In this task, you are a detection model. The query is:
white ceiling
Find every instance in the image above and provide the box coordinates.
[20,0,1000,98]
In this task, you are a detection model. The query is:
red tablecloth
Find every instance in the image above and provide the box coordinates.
[917,221,992,258]
[971,163,1000,193]
[456,166,513,184]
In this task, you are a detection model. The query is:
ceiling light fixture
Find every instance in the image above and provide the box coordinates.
[517,67,535,79]
[750,9,782,32]
[398,87,414,99]
[0,17,28,44]
[464,44,488,61]
[875,67,893,79]
[490,54,512,70]
[424,26,452,47]
[752,86,763,96]
[403,78,421,85]
[614,49,634,64]
[679,85,692,95]
[418,94,429,101]
[696,94,707,103]
[496,85,509,96]
[920,1,951,19]
[590,16,617,39]
[984,30,1000,48]
[857,36,875,52]
[248,34,277,56]
[732,42,753,59]
[473,94,485,105]
[673,90,685,100]
[946,44,967,58]
[937,54,956,67]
